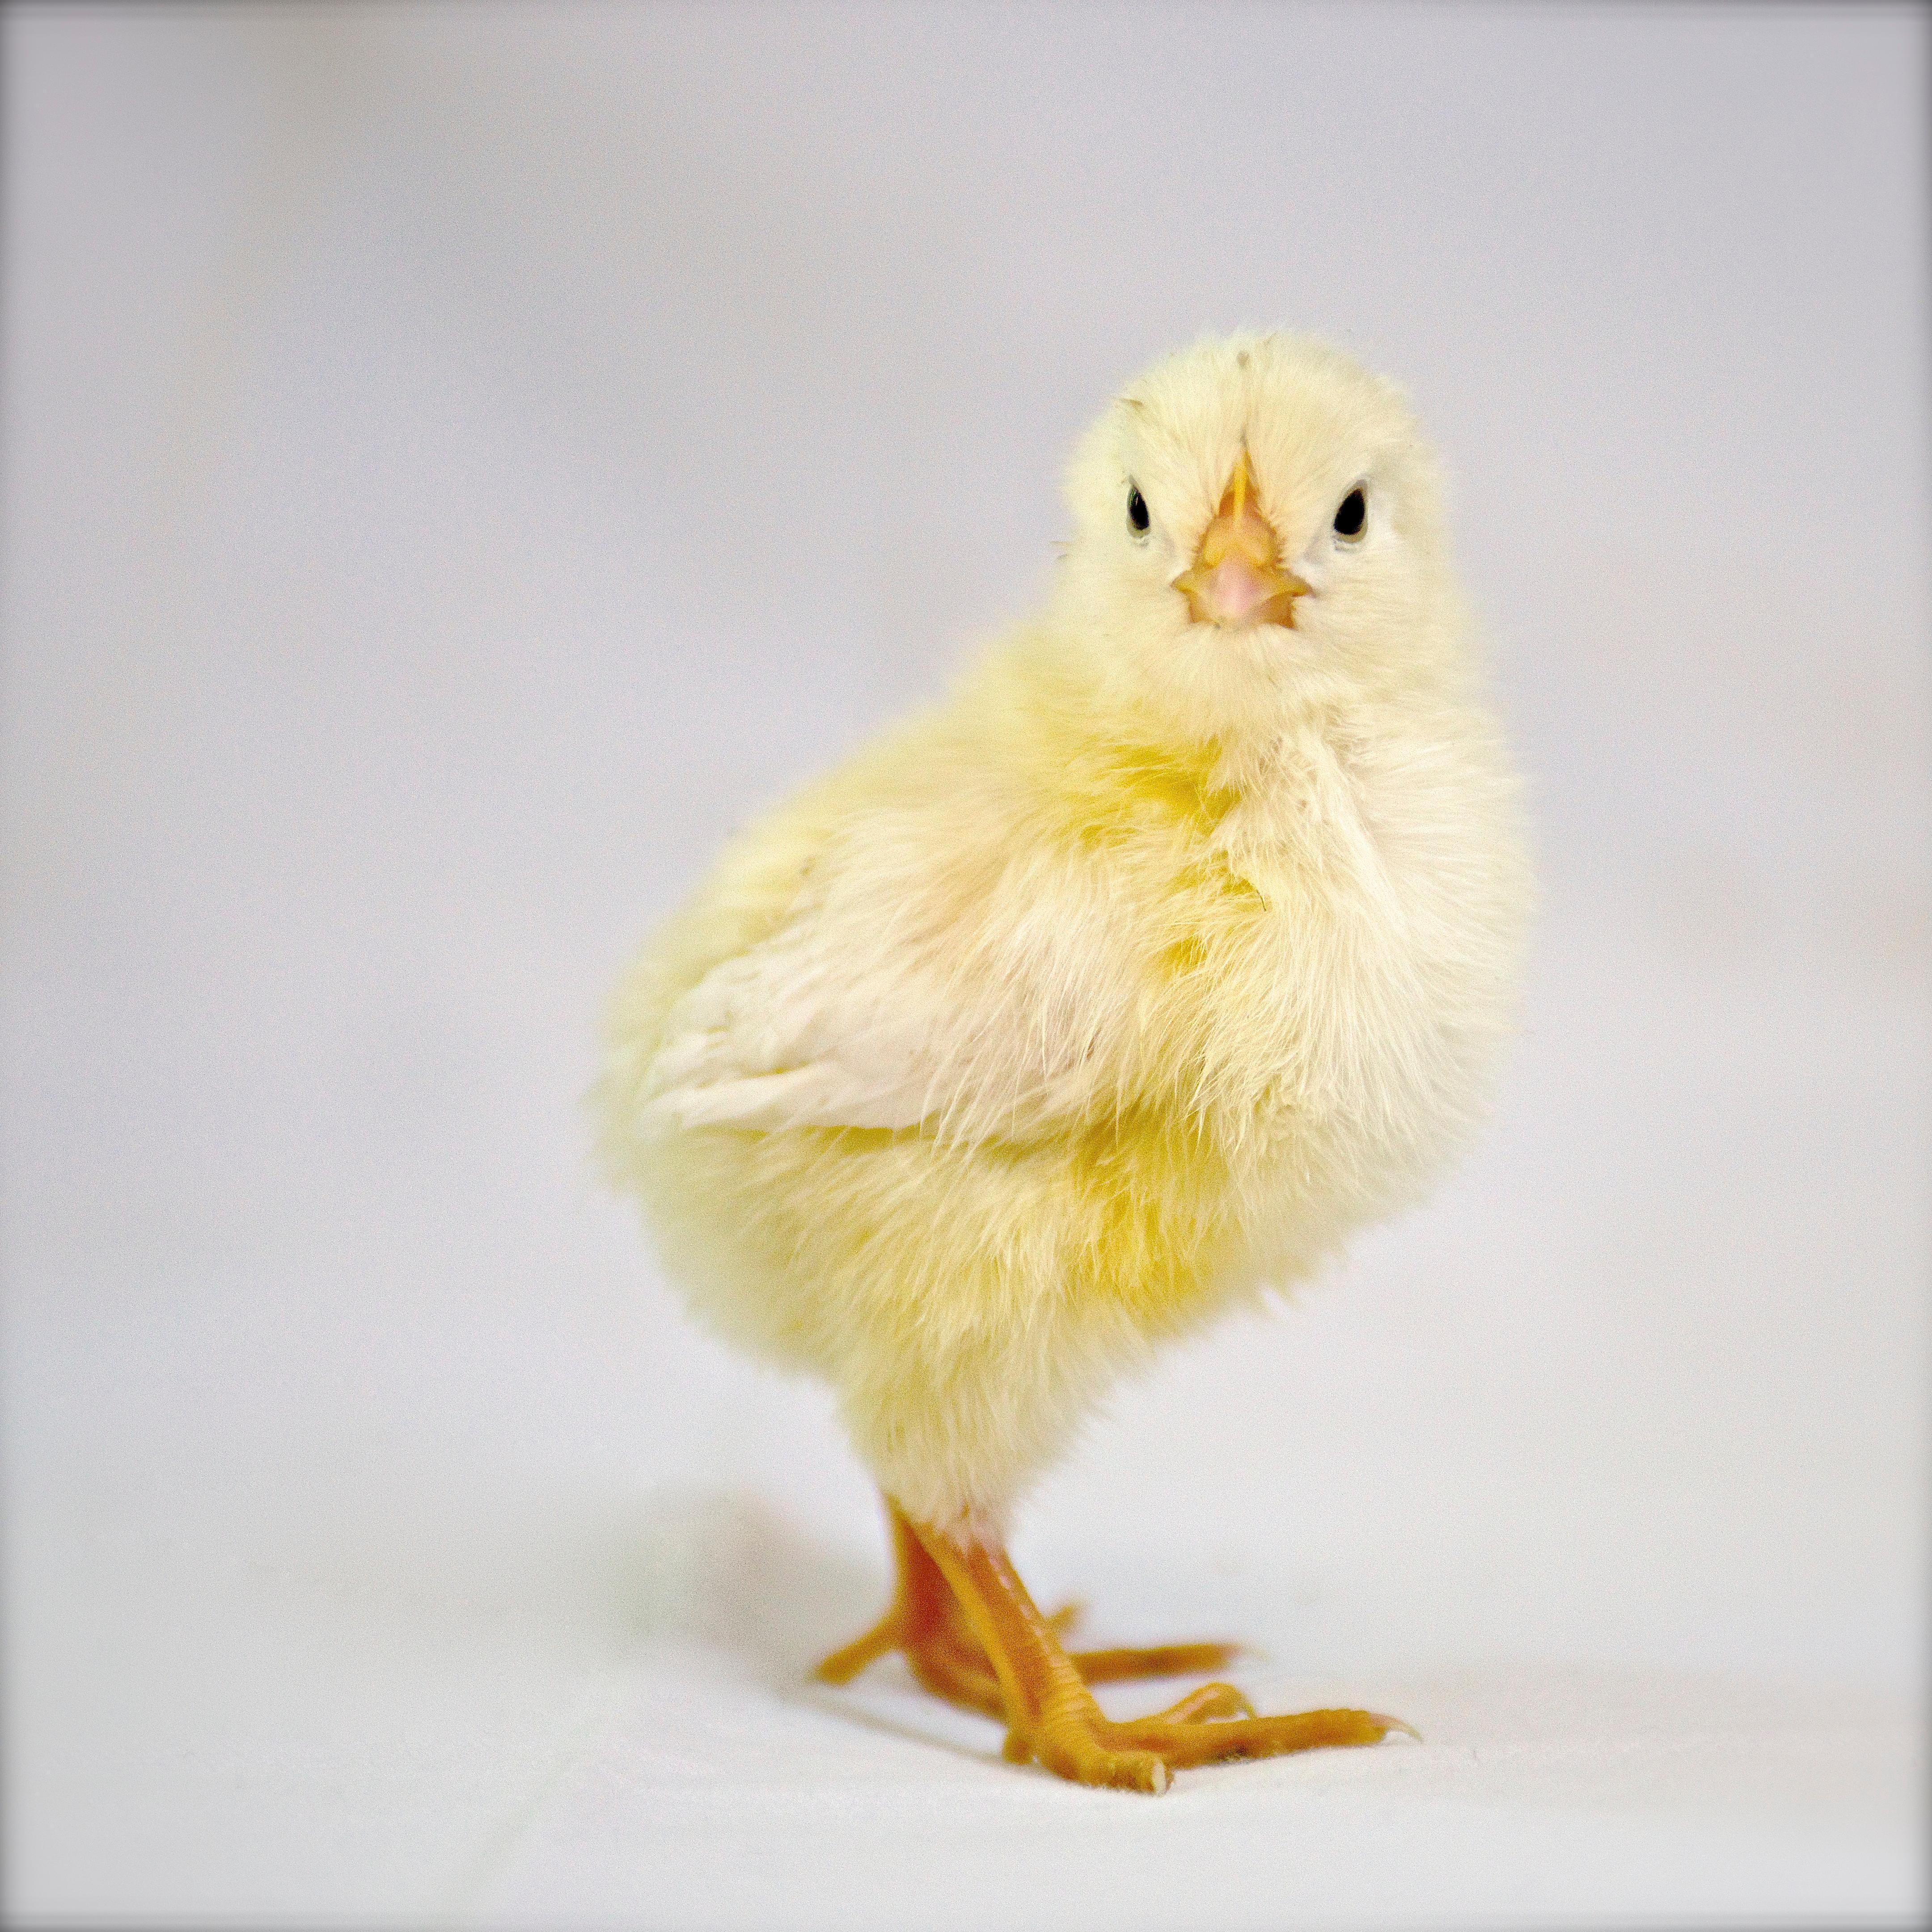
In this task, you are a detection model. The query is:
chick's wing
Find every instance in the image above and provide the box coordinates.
[644,816,1137,1144]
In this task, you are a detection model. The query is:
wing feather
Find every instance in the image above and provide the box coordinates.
[643,827,1134,1141]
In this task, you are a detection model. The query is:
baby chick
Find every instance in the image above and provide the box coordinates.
[599,333,1529,1792]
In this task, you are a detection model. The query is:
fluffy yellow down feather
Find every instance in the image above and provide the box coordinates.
[598,332,1529,1535]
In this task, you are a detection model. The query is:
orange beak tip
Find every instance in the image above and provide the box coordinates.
[1177,450,1305,629]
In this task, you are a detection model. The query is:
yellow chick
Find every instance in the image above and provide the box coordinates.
[598,332,1530,1792]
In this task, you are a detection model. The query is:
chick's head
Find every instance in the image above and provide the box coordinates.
[1053,333,1467,747]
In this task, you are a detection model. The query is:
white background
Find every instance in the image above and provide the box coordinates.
[2,4,1925,1925]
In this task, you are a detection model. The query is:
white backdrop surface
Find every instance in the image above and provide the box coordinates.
[2,4,1926,1926]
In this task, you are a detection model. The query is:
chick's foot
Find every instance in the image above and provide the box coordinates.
[815,1501,1230,1721]
[815,1496,1411,1792]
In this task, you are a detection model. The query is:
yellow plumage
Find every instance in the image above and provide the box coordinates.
[596,332,1529,1787]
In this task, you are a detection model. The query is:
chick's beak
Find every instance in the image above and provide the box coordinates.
[1172,450,1310,629]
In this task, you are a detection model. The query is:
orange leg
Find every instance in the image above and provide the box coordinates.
[816,1498,1235,1720]
[816,1502,1006,1718]
[814,1495,1411,1791]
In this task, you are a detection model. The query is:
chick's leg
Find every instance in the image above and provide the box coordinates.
[814,1502,1005,1718]
[813,1497,1235,1717]
[909,1519,1409,1794]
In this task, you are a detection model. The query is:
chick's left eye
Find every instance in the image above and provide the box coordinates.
[1127,485,1149,535]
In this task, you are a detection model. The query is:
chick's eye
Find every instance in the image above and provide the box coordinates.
[1333,488,1366,540]
[1127,484,1150,535]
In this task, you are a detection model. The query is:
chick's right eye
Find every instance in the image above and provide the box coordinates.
[1127,485,1150,535]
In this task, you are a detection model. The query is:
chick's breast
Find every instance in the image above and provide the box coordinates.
[598,637,1524,1529]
